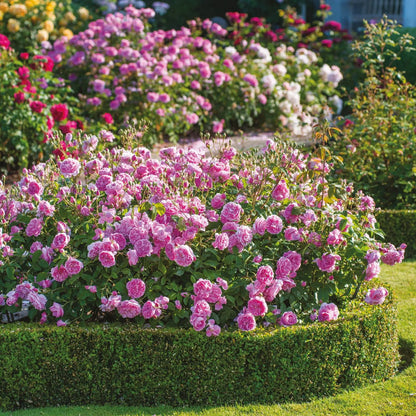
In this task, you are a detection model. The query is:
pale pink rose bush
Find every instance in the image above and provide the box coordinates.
[45,6,342,143]
[0,130,405,333]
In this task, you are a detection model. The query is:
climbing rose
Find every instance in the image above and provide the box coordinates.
[126,279,146,298]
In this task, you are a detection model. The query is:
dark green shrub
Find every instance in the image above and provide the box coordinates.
[391,27,416,85]
[376,210,416,259]
[0,289,398,411]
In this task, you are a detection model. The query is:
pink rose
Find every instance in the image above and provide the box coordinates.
[126,279,146,298]
[271,180,290,201]
[190,313,206,331]
[256,265,274,286]
[237,309,256,331]
[318,302,339,322]
[134,239,153,257]
[236,225,253,246]
[192,300,212,318]
[51,233,70,250]
[276,257,294,279]
[315,253,341,273]
[365,287,389,305]
[51,265,69,282]
[265,215,283,234]
[127,249,139,266]
[142,300,157,319]
[99,251,116,268]
[194,279,213,300]
[220,202,243,223]
[64,257,83,276]
[50,302,64,318]
[206,320,221,337]
[26,218,43,237]
[117,299,141,318]
[284,226,301,241]
[365,262,380,281]
[247,296,268,317]
[283,251,302,272]
[173,245,196,267]
[212,233,229,250]
[264,279,283,302]
[60,158,81,178]
[365,250,381,264]
[253,217,267,235]
[280,311,297,327]
[56,320,67,327]
[27,181,43,196]
[327,229,343,245]
[211,193,226,209]
[27,292,47,311]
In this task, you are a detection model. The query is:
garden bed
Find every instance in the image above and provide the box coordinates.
[0,293,398,411]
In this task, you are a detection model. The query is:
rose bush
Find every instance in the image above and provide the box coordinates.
[0,126,405,335]
[0,34,80,174]
[45,5,343,144]
[0,0,90,53]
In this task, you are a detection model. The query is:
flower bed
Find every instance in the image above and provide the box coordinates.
[0,287,399,410]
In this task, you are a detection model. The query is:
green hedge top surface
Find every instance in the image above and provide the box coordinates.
[0,290,398,411]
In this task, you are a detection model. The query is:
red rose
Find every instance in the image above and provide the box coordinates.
[32,55,54,72]
[30,100,47,113]
[50,103,69,121]
[0,34,10,49]
[20,52,29,60]
[59,120,77,135]
[321,39,333,48]
[101,113,114,124]
[14,91,25,104]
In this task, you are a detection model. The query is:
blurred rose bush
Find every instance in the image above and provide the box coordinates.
[0,126,404,334]
[44,5,343,143]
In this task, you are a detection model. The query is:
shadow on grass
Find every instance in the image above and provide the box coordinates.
[398,337,415,372]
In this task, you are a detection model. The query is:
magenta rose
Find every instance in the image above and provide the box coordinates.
[192,300,212,318]
[190,313,207,331]
[211,193,226,209]
[194,279,213,300]
[365,261,380,281]
[365,287,389,305]
[117,299,141,318]
[256,265,274,286]
[212,233,229,250]
[283,251,302,272]
[51,265,69,282]
[64,257,83,276]
[265,215,283,234]
[271,180,290,201]
[247,296,268,317]
[50,302,64,318]
[315,253,341,273]
[51,233,70,250]
[126,279,146,298]
[237,309,256,331]
[142,300,157,319]
[318,303,339,322]
[59,158,81,178]
[173,245,196,267]
[276,257,293,279]
[280,311,298,327]
[220,202,243,223]
[99,251,116,268]
[26,218,43,237]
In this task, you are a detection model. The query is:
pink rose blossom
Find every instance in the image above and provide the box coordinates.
[276,257,294,279]
[271,180,290,201]
[142,300,157,319]
[211,193,226,209]
[134,239,153,257]
[26,218,43,237]
[51,265,69,282]
[126,279,146,298]
[365,261,380,281]
[247,296,268,316]
[50,302,64,318]
[365,287,389,305]
[256,265,274,286]
[220,202,243,223]
[315,253,341,273]
[206,319,221,337]
[265,215,283,234]
[237,309,256,331]
[253,217,267,235]
[117,299,141,318]
[99,251,116,268]
[284,226,301,241]
[64,257,83,276]
[173,245,196,267]
[190,313,206,331]
[57,320,67,327]
[327,229,344,245]
[280,311,298,327]
[85,285,97,293]
[212,233,229,250]
[192,300,212,318]
[60,158,81,178]
[51,233,70,250]
[194,279,213,299]
[264,279,283,302]
[318,302,339,322]
[283,251,302,272]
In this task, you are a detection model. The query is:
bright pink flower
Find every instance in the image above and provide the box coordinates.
[51,233,70,250]
[50,302,64,318]
[192,300,212,318]
[27,292,47,311]
[134,239,153,257]
[247,296,268,316]
[315,253,341,273]
[59,158,81,178]
[85,285,97,293]
[211,193,226,209]
[212,233,229,250]
[276,257,294,279]
[264,279,283,302]
[194,279,213,299]
[173,245,195,267]
[283,251,302,272]
[27,181,43,196]
[284,226,301,241]
[142,300,157,319]
[99,251,116,268]
[265,215,283,234]
[126,279,146,298]
[280,311,297,327]
[190,313,206,331]
[64,257,83,275]
[117,299,141,318]
[220,202,243,223]
[51,265,69,282]
[318,302,339,322]
[256,265,274,286]
[237,309,256,331]
[102,113,114,124]
[50,104,69,122]
[206,319,221,337]
[57,320,67,327]
[365,287,389,305]
[26,218,43,237]
[271,180,290,201]
[365,261,380,281]
[327,229,343,245]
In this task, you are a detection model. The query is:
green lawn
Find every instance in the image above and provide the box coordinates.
[2,262,415,416]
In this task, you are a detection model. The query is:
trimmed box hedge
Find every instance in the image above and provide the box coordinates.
[376,210,416,259]
[0,291,398,411]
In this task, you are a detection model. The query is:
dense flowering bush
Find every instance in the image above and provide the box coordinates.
[0,33,80,174]
[0,126,405,334]
[331,19,416,209]
[0,0,90,53]
[45,5,343,143]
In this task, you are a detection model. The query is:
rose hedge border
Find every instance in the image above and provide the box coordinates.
[0,291,398,411]
[376,210,416,259]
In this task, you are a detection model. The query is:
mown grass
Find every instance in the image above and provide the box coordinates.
[2,261,415,416]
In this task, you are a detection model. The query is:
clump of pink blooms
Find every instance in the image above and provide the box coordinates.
[44,5,343,140]
[0,129,405,334]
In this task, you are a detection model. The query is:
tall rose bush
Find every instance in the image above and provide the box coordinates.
[0,127,405,334]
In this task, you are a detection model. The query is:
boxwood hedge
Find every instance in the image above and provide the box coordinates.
[0,289,398,411]
[376,210,416,259]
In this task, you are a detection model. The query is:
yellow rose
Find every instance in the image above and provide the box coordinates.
[45,1,56,12]
[58,18,67,26]
[0,11,3,21]
[64,11,75,22]
[31,15,39,24]
[0,2,8,13]
[7,18,20,33]
[9,4,27,17]
[78,7,89,20]
[43,19,54,32]
[36,29,49,42]
[59,28,73,39]
[25,0,40,8]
